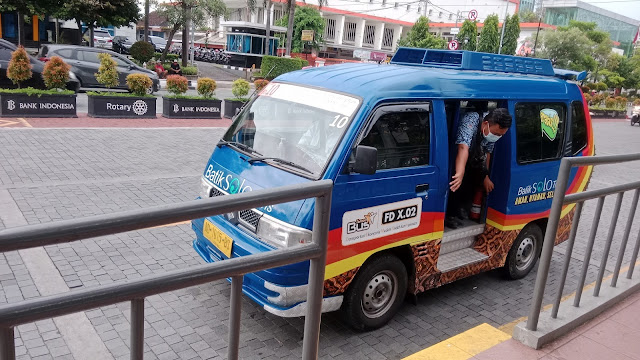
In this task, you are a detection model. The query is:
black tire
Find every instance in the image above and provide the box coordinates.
[341,254,408,331]
[503,224,543,280]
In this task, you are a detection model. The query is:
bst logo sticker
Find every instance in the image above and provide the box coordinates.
[342,198,422,246]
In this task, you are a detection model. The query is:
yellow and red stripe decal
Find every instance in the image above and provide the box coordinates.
[324,212,444,279]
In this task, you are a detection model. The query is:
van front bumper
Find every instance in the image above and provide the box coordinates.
[191,216,342,316]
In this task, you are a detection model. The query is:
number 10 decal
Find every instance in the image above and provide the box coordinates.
[330,114,349,128]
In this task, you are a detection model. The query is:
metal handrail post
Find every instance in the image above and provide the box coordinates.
[228,276,243,360]
[526,159,571,331]
[594,192,624,296]
[301,191,332,360]
[574,196,605,307]
[551,201,583,318]
[628,225,640,280]
[612,189,639,286]
[130,298,145,360]
[0,327,14,360]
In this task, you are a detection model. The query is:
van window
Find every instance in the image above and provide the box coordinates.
[515,103,566,164]
[571,101,587,155]
[360,110,430,170]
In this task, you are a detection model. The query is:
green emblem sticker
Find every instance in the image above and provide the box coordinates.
[540,108,560,141]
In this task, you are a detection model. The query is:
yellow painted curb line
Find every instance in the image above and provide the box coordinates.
[402,323,511,360]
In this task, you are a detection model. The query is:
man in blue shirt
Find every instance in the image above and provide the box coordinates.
[446,107,512,228]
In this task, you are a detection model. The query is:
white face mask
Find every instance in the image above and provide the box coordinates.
[482,122,502,143]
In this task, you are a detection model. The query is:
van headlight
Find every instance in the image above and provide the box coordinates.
[256,216,312,248]
[200,177,213,198]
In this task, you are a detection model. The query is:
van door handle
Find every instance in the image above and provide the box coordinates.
[416,184,429,193]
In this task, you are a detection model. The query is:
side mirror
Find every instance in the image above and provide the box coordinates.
[352,145,377,175]
[129,64,135,70]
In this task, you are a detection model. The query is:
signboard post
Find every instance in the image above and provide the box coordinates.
[301,30,314,41]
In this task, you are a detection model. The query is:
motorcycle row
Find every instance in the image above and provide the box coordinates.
[168,45,230,65]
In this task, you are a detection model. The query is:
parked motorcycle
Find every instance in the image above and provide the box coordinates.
[631,106,640,126]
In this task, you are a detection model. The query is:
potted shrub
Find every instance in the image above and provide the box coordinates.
[254,79,269,93]
[223,79,250,118]
[0,49,77,117]
[163,76,222,119]
[88,53,156,118]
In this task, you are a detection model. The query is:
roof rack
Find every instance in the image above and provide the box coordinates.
[391,48,556,77]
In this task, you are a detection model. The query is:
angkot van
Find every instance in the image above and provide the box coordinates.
[192,48,594,330]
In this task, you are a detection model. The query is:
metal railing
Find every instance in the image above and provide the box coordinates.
[526,153,640,331]
[0,180,333,360]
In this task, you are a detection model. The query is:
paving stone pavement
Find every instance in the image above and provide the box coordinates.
[0,121,639,359]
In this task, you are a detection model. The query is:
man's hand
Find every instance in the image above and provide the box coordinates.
[450,172,464,192]
[484,176,494,193]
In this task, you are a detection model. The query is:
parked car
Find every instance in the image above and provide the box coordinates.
[0,39,80,92]
[82,28,113,50]
[113,36,135,54]
[148,36,167,52]
[38,45,159,93]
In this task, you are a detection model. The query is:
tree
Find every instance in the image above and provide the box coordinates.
[501,13,520,55]
[477,14,500,53]
[533,28,594,70]
[275,6,325,53]
[130,41,155,64]
[7,46,32,88]
[519,10,538,23]
[281,0,326,56]
[397,16,446,50]
[58,0,140,47]
[457,20,477,51]
[0,0,62,45]
[155,0,227,66]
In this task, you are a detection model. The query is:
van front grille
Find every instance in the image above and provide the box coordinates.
[209,185,261,232]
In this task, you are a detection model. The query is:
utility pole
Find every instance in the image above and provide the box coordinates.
[498,0,509,54]
[144,0,149,42]
[423,0,427,17]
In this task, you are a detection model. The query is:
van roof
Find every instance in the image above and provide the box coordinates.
[275,62,575,101]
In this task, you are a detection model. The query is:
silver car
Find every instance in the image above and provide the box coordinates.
[83,29,113,50]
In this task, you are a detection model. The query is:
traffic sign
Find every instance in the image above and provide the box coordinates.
[448,40,459,50]
[451,27,460,35]
[468,9,478,20]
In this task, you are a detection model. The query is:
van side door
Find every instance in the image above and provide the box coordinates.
[327,103,445,280]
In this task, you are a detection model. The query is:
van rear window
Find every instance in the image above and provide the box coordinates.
[571,101,588,155]
[515,103,566,164]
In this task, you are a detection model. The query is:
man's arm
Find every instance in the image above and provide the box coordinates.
[483,152,494,192]
[450,144,468,192]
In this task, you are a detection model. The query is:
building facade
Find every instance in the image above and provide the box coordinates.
[543,0,640,54]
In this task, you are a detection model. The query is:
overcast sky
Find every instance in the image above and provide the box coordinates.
[582,0,640,22]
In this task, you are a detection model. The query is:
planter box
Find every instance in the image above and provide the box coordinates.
[223,99,246,118]
[88,95,156,118]
[162,97,222,118]
[0,93,77,117]
[589,109,624,119]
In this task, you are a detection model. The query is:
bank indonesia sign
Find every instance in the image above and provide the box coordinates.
[0,94,77,117]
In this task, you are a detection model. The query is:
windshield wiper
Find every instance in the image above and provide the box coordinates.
[247,156,313,174]
[217,140,261,155]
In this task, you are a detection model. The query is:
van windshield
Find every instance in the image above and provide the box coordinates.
[222,82,361,177]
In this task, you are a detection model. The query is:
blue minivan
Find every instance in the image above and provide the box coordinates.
[192,49,594,330]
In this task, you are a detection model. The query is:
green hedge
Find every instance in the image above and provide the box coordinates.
[260,55,306,80]
[153,53,179,62]
[0,87,74,96]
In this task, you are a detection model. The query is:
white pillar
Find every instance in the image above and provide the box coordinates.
[335,15,345,45]
[391,25,403,51]
[354,18,366,48]
[250,10,257,23]
[374,22,385,50]
[269,4,274,26]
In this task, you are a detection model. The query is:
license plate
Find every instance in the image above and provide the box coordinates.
[203,219,233,258]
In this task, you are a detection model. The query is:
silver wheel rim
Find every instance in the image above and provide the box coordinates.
[361,270,398,319]
[515,236,536,271]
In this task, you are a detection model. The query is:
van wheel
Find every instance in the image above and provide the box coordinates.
[503,224,542,280]
[342,254,407,331]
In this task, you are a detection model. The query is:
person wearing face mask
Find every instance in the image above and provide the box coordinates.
[446,107,512,229]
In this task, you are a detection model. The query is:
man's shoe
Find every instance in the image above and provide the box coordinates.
[445,216,462,229]
[457,208,469,221]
